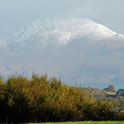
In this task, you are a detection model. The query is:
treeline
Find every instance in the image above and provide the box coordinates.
[0,74,124,123]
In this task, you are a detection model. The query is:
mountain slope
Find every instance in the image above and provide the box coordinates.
[0,18,124,88]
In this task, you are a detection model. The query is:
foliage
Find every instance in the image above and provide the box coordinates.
[0,74,123,123]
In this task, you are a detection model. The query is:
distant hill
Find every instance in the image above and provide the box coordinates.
[82,85,124,101]
[82,86,116,98]
[103,85,116,92]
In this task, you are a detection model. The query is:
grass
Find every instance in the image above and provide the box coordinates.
[27,121,124,124]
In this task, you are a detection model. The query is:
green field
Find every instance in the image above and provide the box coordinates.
[28,121,124,124]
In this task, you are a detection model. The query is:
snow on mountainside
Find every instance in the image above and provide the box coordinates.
[0,18,124,88]
[5,18,119,45]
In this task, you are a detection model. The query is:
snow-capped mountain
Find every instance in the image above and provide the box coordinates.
[0,18,124,88]
[4,18,120,46]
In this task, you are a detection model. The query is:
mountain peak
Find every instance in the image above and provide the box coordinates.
[7,18,121,46]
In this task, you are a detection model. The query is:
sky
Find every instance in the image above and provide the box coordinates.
[0,0,124,40]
